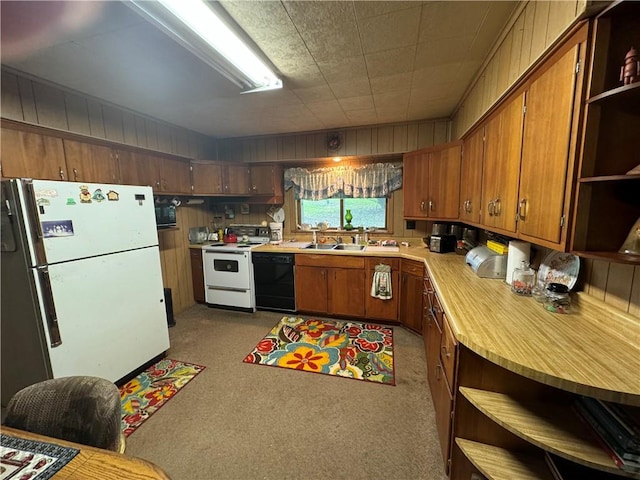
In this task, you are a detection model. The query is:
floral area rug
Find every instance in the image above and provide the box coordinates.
[120,358,205,437]
[243,317,395,385]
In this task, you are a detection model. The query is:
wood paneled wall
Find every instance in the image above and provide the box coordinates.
[218,119,451,161]
[451,1,588,138]
[582,259,640,317]
[1,69,215,159]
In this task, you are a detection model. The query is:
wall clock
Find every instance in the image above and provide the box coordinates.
[327,132,342,151]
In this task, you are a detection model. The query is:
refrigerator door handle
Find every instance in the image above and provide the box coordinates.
[36,265,62,347]
[23,181,47,265]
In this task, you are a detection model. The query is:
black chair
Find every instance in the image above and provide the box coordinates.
[3,376,124,452]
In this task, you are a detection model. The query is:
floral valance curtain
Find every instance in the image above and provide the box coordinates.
[284,162,403,200]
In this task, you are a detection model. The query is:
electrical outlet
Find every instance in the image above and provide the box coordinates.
[406,220,416,230]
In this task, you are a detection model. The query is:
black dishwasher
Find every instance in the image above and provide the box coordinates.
[252,253,296,312]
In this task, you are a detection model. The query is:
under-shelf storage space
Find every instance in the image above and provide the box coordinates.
[459,387,633,476]
[456,439,554,480]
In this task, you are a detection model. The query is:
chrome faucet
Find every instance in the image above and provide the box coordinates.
[326,236,342,244]
[312,230,317,244]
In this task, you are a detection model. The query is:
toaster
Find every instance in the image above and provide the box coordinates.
[429,234,457,253]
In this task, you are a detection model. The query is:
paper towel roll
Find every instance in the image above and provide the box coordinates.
[506,241,531,285]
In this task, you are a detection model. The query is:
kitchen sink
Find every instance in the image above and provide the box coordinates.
[303,243,337,250]
[333,244,366,251]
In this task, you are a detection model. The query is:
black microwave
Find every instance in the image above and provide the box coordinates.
[155,204,176,228]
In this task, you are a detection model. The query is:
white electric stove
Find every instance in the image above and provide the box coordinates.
[201,224,270,311]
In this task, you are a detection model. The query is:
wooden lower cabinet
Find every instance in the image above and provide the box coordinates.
[295,254,365,317]
[424,267,458,473]
[399,259,423,333]
[364,257,399,321]
[295,265,329,313]
[190,248,205,303]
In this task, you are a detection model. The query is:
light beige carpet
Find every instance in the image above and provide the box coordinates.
[124,306,448,480]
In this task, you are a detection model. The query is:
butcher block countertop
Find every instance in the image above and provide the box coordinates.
[253,243,640,405]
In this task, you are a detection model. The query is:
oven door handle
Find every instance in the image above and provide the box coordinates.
[203,250,247,255]
[207,286,248,293]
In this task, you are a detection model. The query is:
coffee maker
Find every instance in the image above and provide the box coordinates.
[269,222,283,245]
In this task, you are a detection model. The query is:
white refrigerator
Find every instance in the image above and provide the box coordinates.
[1,179,170,405]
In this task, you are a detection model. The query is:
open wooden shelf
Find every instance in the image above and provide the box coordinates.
[587,83,640,107]
[459,387,636,477]
[456,438,553,480]
[580,174,640,183]
[572,250,640,265]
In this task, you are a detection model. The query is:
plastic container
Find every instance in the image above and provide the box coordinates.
[543,283,571,314]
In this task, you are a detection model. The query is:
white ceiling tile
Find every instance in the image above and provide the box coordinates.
[317,56,368,83]
[354,1,419,19]
[292,84,336,103]
[359,6,422,54]
[329,77,372,98]
[370,72,413,95]
[365,46,416,78]
[338,95,375,111]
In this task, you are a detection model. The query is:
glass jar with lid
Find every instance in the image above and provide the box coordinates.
[543,283,571,314]
[511,261,535,296]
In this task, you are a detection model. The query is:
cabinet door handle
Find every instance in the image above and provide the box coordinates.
[435,364,442,380]
[429,200,434,211]
[441,344,450,358]
[156,180,161,188]
[59,167,65,180]
[494,198,502,216]
[420,201,425,211]
[73,168,78,181]
[518,198,527,220]
[488,200,494,216]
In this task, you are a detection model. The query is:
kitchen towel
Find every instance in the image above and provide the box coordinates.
[371,264,392,300]
[506,241,531,285]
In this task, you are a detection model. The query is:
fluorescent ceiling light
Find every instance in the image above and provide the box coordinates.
[127,0,282,93]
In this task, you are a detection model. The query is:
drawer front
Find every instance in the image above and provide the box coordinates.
[440,314,457,389]
[190,249,203,259]
[296,254,364,269]
[365,257,400,271]
[401,259,424,276]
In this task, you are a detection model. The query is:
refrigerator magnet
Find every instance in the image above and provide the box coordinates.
[79,186,92,203]
[92,188,106,202]
[42,220,74,238]
[66,197,76,205]
[106,190,119,201]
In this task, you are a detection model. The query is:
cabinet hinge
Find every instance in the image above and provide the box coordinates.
[575,60,581,74]
[560,215,565,228]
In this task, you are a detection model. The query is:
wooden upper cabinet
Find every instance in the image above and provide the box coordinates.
[192,162,223,194]
[519,42,584,247]
[1,128,67,181]
[428,143,461,220]
[119,151,156,187]
[224,164,250,194]
[120,151,190,194]
[482,92,524,234]
[460,127,484,225]
[158,156,191,194]
[403,150,429,218]
[191,162,250,195]
[250,164,283,196]
[62,140,120,184]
